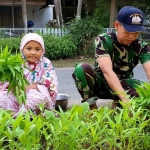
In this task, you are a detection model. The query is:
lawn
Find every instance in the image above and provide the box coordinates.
[51,57,95,68]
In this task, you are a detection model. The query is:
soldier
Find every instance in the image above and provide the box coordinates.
[72,6,150,109]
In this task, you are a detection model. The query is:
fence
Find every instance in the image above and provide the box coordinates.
[0,28,116,38]
[103,28,116,33]
[0,28,150,40]
[0,28,69,38]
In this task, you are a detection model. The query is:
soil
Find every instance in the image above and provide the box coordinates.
[51,57,95,68]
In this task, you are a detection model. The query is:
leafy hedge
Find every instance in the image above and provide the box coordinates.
[0,37,21,52]
[65,15,103,56]
[43,34,77,59]
[0,34,77,60]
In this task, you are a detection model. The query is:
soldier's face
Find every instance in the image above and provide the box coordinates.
[114,21,140,45]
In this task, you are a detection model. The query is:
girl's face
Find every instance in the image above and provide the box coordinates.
[22,41,43,63]
[114,21,140,45]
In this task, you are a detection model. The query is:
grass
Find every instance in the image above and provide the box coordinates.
[51,58,142,68]
[51,57,95,68]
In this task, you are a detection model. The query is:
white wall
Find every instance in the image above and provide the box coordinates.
[26,6,41,24]
[26,5,54,28]
[34,5,54,28]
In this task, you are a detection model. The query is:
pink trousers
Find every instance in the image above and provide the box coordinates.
[0,85,54,115]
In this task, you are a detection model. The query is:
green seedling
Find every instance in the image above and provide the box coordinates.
[0,46,29,104]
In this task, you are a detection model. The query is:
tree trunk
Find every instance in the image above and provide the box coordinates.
[54,0,63,27]
[21,0,27,33]
[109,0,116,28]
[76,0,83,19]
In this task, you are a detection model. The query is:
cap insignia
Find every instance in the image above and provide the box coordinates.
[130,13,143,24]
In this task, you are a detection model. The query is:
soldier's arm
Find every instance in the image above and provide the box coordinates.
[97,56,129,103]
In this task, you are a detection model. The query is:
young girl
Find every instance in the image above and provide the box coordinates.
[0,33,58,115]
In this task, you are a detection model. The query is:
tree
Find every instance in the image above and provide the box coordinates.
[21,0,27,33]
[109,0,116,28]
[54,0,63,27]
[76,0,83,19]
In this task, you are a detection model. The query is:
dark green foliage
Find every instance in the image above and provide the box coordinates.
[93,0,110,28]
[0,35,77,60]
[145,0,150,6]
[65,15,103,56]
[43,34,77,59]
[0,37,21,53]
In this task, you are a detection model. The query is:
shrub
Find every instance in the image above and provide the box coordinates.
[64,0,111,57]
[0,34,77,60]
[65,15,103,57]
[43,34,77,59]
[0,37,21,53]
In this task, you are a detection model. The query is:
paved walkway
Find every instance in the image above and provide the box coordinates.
[67,99,113,109]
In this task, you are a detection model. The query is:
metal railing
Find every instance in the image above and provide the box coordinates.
[0,28,150,40]
[103,28,116,33]
[0,28,69,38]
[0,28,115,38]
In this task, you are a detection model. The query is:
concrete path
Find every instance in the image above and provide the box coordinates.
[55,64,147,109]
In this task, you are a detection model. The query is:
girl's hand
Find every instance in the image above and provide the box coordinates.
[26,83,38,90]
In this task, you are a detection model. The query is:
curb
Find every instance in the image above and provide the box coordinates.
[67,99,113,109]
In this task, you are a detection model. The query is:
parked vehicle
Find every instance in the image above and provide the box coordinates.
[0,31,17,38]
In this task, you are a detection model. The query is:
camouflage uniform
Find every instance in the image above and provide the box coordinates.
[72,32,150,104]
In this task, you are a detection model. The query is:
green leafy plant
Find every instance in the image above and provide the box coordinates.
[46,19,59,28]
[0,101,149,149]
[0,46,29,104]
[134,82,150,110]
